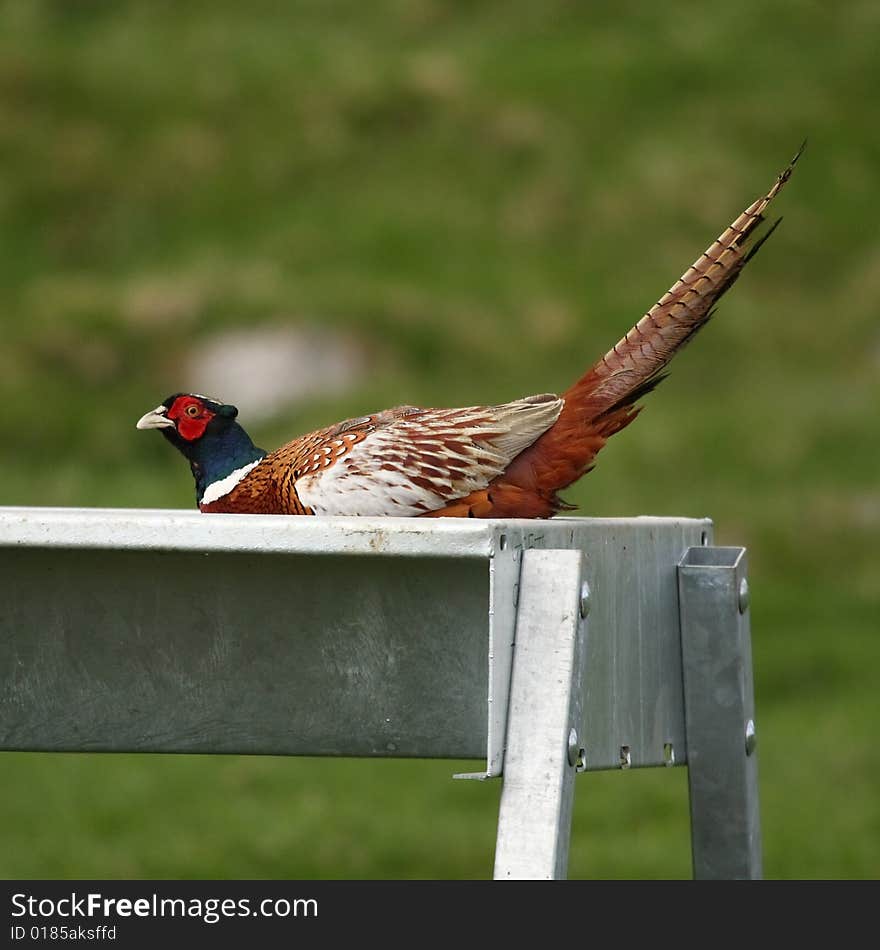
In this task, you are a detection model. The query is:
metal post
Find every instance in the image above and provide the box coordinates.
[678,546,762,879]
[493,549,588,880]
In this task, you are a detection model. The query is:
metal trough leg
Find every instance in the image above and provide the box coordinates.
[493,549,588,880]
[678,546,762,879]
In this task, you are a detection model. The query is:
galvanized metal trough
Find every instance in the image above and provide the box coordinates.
[0,508,761,879]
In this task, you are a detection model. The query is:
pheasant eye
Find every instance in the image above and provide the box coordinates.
[185,404,200,417]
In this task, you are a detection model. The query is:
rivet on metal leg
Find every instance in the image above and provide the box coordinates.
[567,727,579,767]
[738,577,750,614]
[579,581,591,618]
[745,719,757,756]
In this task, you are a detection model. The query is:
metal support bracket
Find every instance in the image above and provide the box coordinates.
[493,549,588,880]
[678,546,762,879]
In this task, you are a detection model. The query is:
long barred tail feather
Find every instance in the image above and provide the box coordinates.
[567,141,804,422]
[494,144,804,511]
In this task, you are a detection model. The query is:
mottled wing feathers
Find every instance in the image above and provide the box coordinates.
[290,394,563,516]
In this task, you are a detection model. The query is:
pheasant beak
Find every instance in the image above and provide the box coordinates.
[136,406,175,430]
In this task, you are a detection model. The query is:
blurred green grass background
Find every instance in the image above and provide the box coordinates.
[1,0,878,879]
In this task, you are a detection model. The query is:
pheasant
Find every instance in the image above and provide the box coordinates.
[137,149,801,518]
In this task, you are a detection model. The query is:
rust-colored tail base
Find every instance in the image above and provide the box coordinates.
[424,145,803,519]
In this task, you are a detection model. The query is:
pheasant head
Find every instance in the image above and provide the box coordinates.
[137,394,266,505]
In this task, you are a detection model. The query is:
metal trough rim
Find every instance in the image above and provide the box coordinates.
[0,507,711,558]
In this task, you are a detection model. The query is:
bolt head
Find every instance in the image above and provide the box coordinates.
[738,577,750,613]
[745,719,757,756]
[579,581,591,618]
[567,727,580,766]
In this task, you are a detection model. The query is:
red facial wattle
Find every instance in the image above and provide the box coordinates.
[166,396,216,442]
